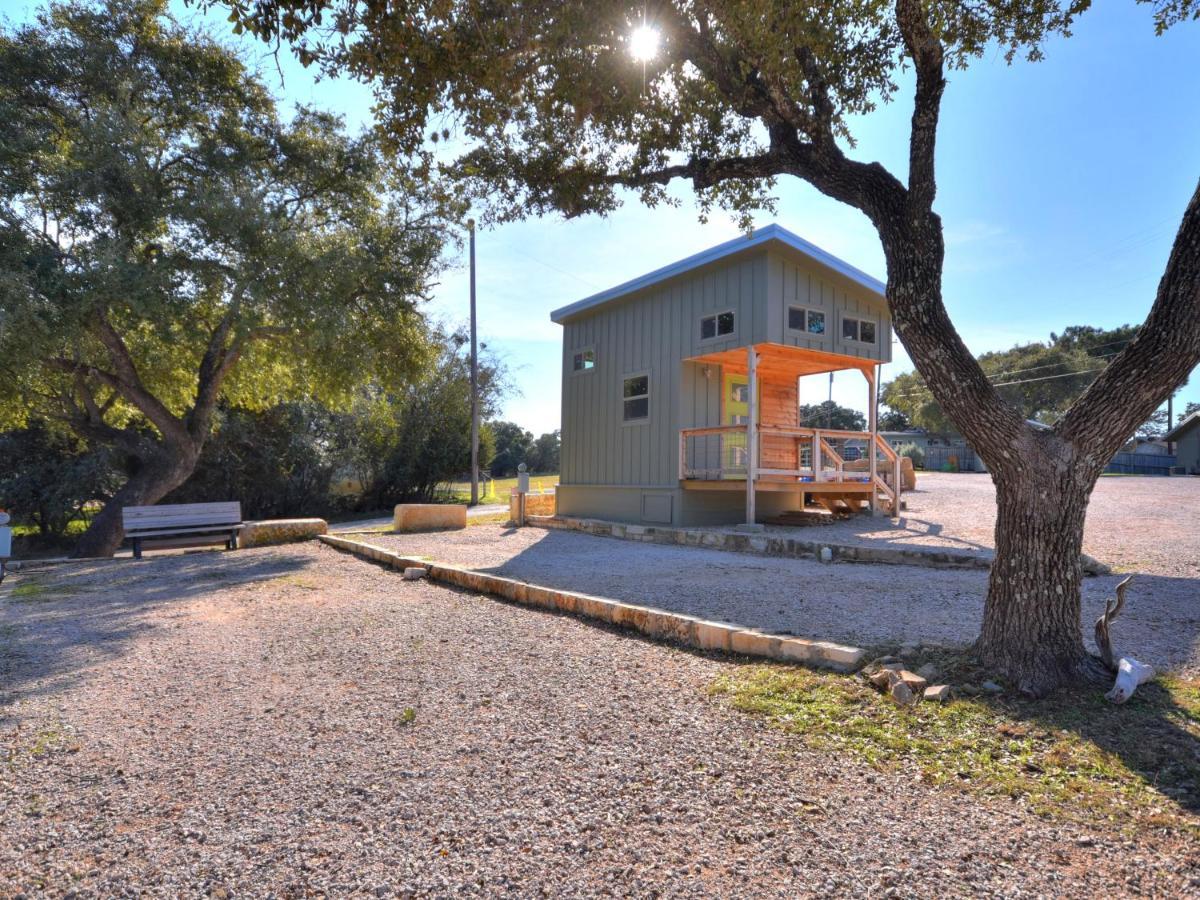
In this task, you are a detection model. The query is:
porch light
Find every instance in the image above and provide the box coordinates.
[629,24,660,62]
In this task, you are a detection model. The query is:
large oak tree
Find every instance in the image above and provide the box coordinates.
[225,0,1200,694]
[0,0,450,557]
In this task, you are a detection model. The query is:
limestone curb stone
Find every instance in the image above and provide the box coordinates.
[241,518,328,548]
[526,514,993,571]
[316,534,865,673]
[393,503,467,532]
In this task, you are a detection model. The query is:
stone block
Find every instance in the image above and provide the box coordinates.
[924,685,951,703]
[897,670,928,693]
[401,567,426,581]
[392,504,467,532]
[814,642,867,671]
[694,620,738,652]
[240,518,328,548]
[730,630,782,659]
[890,681,916,705]
[776,638,820,665]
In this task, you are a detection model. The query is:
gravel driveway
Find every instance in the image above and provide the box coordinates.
[2,543,1195,896]
[806,473,1200,575]
[374,523,1200,675]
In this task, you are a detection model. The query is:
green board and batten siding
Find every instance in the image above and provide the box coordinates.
[554,227,891,526]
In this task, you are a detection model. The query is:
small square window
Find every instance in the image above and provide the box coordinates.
[787,307,805,331]
[841,316,877,344]
[842,317,858,341]
[859,320,876,344]
[807,311,825,334]
[700,311,735,341]
[573,349,595,372]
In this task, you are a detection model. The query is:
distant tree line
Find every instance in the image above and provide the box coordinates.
[487,422,560,477]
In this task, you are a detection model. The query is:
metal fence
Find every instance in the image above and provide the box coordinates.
[921,445,985,473]
[1106,452,1178,476]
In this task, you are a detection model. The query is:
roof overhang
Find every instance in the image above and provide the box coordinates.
[1165,410,1200,442]
[549,223,886,325]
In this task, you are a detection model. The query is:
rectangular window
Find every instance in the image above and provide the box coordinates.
[572,349,595,372]
[788,306,826,335]
[842,316,877,344]
[700,310,735,341]
[623,374,649,422]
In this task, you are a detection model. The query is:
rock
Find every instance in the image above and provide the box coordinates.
[1080,553,1112,577]
[916,662,939,681]
[897,670,928,693]
[402,567,427,581]
[868,670,893,690]
[889,681,916,706]
[924,685,951,703]
[819,547,833,563]
[980,680,1003,694]
[898,641,921,658]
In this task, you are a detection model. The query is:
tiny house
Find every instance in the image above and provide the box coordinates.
[551,225,903,527]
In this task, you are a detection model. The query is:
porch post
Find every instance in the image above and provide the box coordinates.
[745,345,758,525]
[868,366,879,515]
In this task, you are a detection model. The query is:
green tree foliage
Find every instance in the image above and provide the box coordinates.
[488,421,534,478]
[799,402,865,432]
[878,408,912,432]
[0,0,450,555]
[882,326,1140,432]
[0,421,121,539]
[365,336,503,506]
[163,403,343,519]
[487,422,560,476]
[528,430,561,474]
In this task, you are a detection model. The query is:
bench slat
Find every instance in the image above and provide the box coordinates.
[124,524,245,538]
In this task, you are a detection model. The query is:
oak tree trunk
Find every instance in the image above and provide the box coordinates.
[977,462,1106,695]
[71,443,200,559]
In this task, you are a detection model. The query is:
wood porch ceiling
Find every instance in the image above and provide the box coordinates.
[686,343,877,381]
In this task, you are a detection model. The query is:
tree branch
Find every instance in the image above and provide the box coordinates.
[895,0,946,216]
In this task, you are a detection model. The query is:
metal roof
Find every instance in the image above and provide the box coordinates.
[1165,409,1200,442]
[548,223,887,324]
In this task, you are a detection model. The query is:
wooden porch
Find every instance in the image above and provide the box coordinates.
[678,343,903,520]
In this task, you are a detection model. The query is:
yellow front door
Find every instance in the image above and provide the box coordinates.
[722,372,751,476]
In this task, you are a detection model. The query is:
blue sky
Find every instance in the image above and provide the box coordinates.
[4,0,1198,436]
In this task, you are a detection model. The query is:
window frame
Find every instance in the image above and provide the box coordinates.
[699,309,737,343]
[571,347,596,375]
[621,371,651,425]
[786,305,827,336]
[841,314,878,345]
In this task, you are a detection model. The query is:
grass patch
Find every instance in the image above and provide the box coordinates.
[468,512,513,527]
[446,473,559,504]
[710,651,1200,834]
[7,580,63,603]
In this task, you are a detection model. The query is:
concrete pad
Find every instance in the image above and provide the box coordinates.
[393,504,467,532]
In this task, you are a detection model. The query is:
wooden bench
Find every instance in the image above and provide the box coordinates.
[122,502,244,559]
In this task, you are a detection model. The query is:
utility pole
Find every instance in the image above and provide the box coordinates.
[1167,392,1175,455]
[468,219,479,506]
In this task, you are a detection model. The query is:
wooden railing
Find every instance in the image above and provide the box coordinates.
[679,424,904,514]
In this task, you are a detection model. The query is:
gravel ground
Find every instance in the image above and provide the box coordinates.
[790,473,1200,575]
[374,522,1200,675]
[2,543,1196,896]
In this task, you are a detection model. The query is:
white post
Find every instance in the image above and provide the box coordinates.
[868,366,879,515]
[813,430,822,482]
[745,345,758,526]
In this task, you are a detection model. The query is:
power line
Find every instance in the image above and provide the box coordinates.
[885,365,1107,402]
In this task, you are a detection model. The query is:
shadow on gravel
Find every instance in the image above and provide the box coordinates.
[0,550,315,722]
